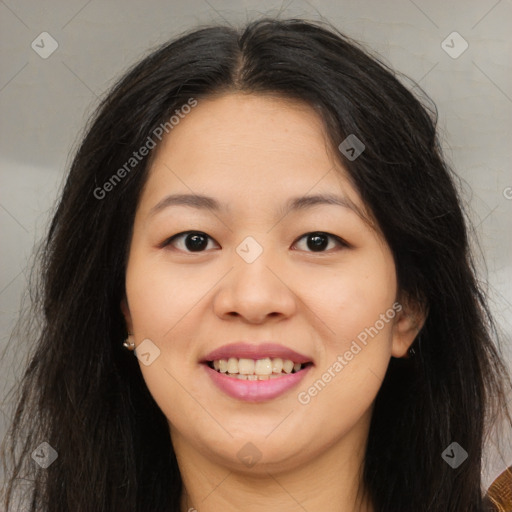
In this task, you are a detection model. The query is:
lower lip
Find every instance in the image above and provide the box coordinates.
[203,364,312,402]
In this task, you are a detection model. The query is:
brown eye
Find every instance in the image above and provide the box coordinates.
[163,231,219,252]
[293,232,347,252]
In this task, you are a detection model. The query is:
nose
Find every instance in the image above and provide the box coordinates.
[212,245,297,324]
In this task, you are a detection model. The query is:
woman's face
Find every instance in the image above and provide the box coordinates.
[122,93,417,474]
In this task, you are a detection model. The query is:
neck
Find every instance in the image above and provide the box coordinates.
[173,415,374,512]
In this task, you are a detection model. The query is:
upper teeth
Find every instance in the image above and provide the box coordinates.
[212,357,302,376]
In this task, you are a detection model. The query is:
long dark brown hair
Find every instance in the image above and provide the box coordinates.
[1,17,511,511]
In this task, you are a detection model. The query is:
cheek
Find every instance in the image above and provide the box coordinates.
[296,255,396,426]
[303,247,397,346]
[124,249,211,339]
[296,299,395,441]
[124,253,211,431]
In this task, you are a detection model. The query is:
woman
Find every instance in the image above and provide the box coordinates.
[1,17,511,512]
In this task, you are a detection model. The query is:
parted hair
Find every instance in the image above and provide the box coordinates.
[1,17,511,512]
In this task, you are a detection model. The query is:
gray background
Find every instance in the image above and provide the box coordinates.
[1,0,511,491]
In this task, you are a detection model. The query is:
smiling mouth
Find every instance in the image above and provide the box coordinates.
[206,357,313,380]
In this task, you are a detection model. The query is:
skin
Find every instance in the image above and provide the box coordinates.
[122,93,424,512]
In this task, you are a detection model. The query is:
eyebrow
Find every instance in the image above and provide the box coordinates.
[149,192,364,219]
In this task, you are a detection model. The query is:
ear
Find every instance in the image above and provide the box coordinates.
[121,297,133,334]
[391,295,427,358]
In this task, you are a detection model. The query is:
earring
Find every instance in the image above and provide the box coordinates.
[123,334,135,351]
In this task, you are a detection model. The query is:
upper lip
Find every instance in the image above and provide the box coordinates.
[202,342,313,364]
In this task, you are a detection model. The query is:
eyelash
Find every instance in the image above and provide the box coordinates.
[160,231,349,253]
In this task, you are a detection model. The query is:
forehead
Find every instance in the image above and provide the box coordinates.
[140,93,369,221]
[152,92,333,166]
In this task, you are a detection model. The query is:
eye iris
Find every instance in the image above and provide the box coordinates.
[307,233,328,251]
[179,232,332,252]
[185,233,208,251]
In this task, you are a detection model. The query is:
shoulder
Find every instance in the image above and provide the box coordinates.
[484,465,512,512]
